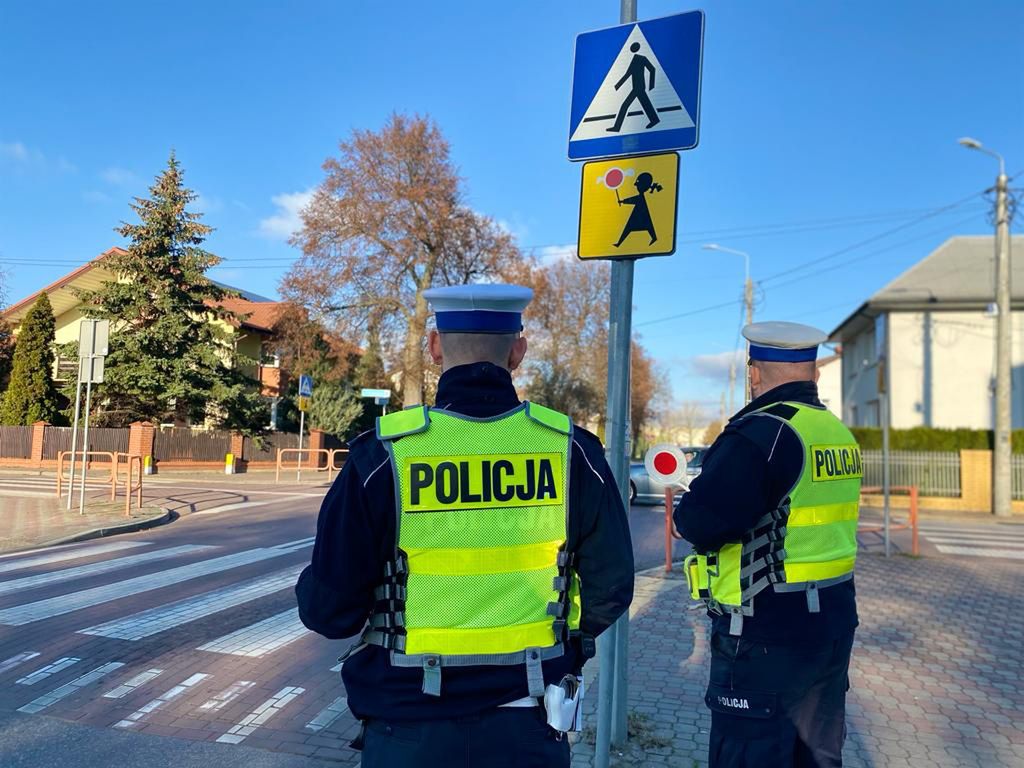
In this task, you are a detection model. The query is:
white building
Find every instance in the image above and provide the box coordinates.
[816,353,842,420]
[830,235,1024,429]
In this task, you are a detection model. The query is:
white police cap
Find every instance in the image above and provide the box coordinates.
[742,321,828,363]
[423,284,533,334]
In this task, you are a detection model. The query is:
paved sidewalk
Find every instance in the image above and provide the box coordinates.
[572,553,1024,767]
[0,494,166,554]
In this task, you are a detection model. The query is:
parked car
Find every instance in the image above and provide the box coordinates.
[628,446,706,505]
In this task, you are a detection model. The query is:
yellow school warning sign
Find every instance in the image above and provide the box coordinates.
[577,152,678,260]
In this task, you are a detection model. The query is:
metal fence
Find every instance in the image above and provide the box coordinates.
[0,426,32,459]
[244,432,300,462]
[862,450,961,497]
[154,428,232,461]
[1012,456,1024,501]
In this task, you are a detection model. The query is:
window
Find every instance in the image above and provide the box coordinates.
[260,350,281,368]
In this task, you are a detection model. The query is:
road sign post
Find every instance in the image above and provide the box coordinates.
[360,388,391,416]
[577,4,703,764]
[70,319,109,514]
[297,375,313,481]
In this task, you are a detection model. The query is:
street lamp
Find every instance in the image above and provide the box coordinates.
[959,136,1012,517]
[703,243,754,405]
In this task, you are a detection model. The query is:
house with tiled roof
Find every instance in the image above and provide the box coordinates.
[2,247,290,425]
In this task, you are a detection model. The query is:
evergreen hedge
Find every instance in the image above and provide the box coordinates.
[850,427,1024,453]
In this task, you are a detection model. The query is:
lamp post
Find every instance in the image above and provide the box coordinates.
[704,244,754,405]
[959,137,1012,517]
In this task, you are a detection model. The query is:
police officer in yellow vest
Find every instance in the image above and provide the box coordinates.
[675,322,861,768]
[297,284,634,768]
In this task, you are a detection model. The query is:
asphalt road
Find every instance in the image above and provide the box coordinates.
[0,473,1018,766]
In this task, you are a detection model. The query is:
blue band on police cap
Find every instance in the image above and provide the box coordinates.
[749,344,818,363]
[436,310,522,334]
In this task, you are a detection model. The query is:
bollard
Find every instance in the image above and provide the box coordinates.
[144,455,154,475]
[225,453,235,475]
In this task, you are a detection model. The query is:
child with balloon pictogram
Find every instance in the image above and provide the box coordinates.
[598,166,664,247]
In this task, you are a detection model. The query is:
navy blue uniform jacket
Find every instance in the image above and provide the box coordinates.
[296,362,634,721]
[674,381,858,643]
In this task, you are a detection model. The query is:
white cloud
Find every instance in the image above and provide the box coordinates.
[100,166,139,186]
[82,189,113,204]
[194,192,223,214]
[689,349,745,381]
[258,189,314,240]
[0,141,75,173]
[537,244,577,265]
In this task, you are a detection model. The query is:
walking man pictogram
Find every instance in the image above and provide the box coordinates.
[606,42,660,133]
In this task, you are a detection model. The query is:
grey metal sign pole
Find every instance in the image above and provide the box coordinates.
[78,373,93,515]
[66,376,83,510]
[594,4,638,762]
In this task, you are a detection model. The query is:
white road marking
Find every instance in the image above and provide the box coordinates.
[329,662,342,672]
[0,545,214,597]
[926,536,1024,546]
[198,607,307,657]
[934,545,1024,560]
[0,541,150,576]
[216,686,305,744]
[114,673,211,729]
[305,696,348,732]
[197,680,256,712]
[194,497,310,516]
[17,657,80,685]
[80,564,303,640]
[0,542,313,625]
[103,668,164,699]
[18,662,125,713]
[919,524,1024,535]
[145,484,325,498]
[0,651,40,675]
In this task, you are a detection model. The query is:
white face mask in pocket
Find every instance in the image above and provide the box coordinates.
[544,674,584,732]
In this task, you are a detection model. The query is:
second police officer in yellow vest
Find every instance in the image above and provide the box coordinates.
[676,322,862,768]
[297,284,634,768]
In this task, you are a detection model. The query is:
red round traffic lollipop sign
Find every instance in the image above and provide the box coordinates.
[644,444,688,486]
[604,167,624,189]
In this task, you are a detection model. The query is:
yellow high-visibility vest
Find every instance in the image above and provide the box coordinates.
[685,401,862,635]
[364,402,581,696]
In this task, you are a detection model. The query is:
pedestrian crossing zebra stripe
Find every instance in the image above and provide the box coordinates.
[79,564,304,640]
[114,673,211,729]
[305,696,349,732]
[926,536,1024,546]
[18,662,124,714]
[197,680,256,712]
[0,542,313,626]
[216,686,305,745]
[0,541,150,576]
[197,607,307,657]
[934,545,1024,560]
[103,668,164,699]
[0,544,214,597]
[0,651,40,675]
[16,657,80,685]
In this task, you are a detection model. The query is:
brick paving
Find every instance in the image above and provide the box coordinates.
[572,552,1024,767]
[0,494,166,554]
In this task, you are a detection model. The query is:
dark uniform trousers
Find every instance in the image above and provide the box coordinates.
[360,708,570,768]
[706,630,855,768]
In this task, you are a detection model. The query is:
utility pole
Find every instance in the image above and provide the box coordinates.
[703,244,753,405]
[993,170,1012,517]
[960,137,1012,517]
[744,273,754,403]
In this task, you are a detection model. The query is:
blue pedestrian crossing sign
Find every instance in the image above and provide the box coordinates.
[568,11,704,161]
[298,375,313,398]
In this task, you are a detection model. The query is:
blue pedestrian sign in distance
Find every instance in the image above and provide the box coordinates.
[568,10,704,161]
[298,375,314,398]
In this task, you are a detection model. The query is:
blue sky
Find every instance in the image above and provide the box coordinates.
[2,1,1022,410]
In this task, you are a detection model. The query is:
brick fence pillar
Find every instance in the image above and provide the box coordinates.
[960,449,993,513]
[307,429,325,468]
[230,432,245,473]
[31,421,48,468]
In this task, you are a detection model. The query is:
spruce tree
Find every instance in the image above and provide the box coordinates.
[76,152,267,432]
[0,292,61,425]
